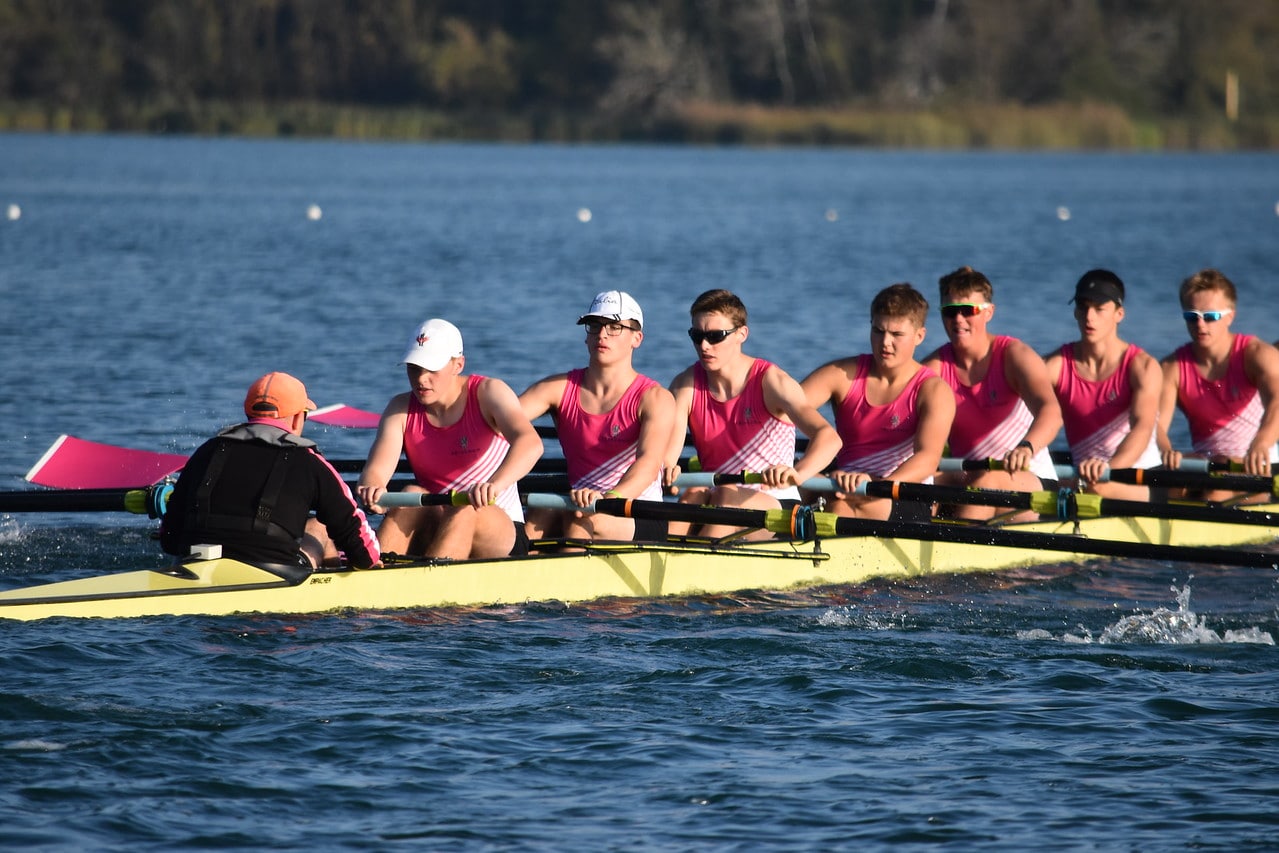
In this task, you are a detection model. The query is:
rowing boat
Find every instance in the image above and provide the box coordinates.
[1,502,1275,621]
[8,419,1277,621]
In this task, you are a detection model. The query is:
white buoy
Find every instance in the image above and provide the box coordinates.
[1056,206,1071,221]
[576,208,592,223]
[6,204,19,221]
[1274,201,1279,217]
[306,204,322,221]
[825,208,838,222]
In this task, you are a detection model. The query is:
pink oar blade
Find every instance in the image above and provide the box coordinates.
[25,435,189,489]
[309,403,380,429]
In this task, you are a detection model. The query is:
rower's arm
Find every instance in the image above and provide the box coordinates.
[1244,338,1279,472]
[480,377,544,493]
[517,373,567,422]
[356,395,410,506]
[1155,355,1181,462]
[611,384,676,498]
[888,375,955,483]
[1003,339,1063,454]
[764,365,842,484]
[664,369,695,487]
[1108,349,1161,470]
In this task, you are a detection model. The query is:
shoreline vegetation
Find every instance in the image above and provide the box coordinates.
[4,99,1276,150]
[4,3,1277,151]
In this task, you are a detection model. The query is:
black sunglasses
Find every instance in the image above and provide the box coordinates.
[940,302,991,319]
[688,327,739,345]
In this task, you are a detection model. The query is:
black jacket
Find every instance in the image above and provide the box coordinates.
[160,422,379,568]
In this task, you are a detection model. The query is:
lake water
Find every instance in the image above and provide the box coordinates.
[1,134,1278,849]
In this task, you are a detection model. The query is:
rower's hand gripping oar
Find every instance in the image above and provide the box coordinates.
[369,491,473,508]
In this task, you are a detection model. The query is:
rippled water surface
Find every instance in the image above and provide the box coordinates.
[2,136,1279,849]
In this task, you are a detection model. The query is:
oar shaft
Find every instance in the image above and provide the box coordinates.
[591,498,1279,569]
[0,488,140,513]
[861,480,1031,509]
[824,514,1279,568]
[1106,467,1278,495]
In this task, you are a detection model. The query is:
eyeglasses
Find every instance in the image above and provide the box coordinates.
[1182,309,1233,323]
[688,327,739,346]
[940,302,991,319]
[584,321,638,337]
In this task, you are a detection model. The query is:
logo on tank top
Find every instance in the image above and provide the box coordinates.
[611,424,621,437]
[1107,389,1118,403]
[890,414,900,429]
[459,435,468,449]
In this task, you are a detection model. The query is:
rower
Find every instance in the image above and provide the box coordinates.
[921,265,1063,520]
[357,319,543,559]
[1156,268,1279,502]
[664,289,841,540]
[160,372,381,570]
[1045,269,1162,501]
[519,291,675,543]
[801,283,955,520]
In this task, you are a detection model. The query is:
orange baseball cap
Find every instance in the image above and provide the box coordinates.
[244,372,317,419]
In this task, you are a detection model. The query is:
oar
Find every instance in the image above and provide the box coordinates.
[372,491,472,508]
[0,484,172,516]
[23,434,694,489]
[1102,467,1279,496]
[853,480,1279,528]
[24,435,189,490]
[938,458,1078,479]
[590,498,1279,569]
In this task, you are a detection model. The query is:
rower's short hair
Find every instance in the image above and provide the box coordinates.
[690,289,748,327]
[1179,268,1237,307]
[872,283,929,328]
[939,266,993,303]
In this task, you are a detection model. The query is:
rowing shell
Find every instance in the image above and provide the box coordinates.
[1,509,1275,621]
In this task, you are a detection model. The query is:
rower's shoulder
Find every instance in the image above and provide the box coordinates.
[520,371,571,395]
[1242,335,1279,376]
[799,355,862,384]
[918,344,945,367]
[380,392,413,415]
[669,363,698,389]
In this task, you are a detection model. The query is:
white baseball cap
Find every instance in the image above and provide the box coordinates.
[402,319,464,371]
[577,290,643,329]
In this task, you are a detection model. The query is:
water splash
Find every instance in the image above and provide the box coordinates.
[0,516,21,544]
[1025,580,1275,645]
[816,606,907,631]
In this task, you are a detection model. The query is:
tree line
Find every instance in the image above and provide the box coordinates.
[2,0,1277,147]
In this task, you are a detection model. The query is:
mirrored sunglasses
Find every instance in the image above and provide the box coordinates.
[940,302,991,319]
[688,327,739,345]
[1182,309,1233,323]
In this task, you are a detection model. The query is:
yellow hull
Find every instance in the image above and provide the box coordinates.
[0,512,1275,621]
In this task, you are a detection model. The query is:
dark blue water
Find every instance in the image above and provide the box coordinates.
[2,135,1279,849]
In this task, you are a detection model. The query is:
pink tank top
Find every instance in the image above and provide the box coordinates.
[1055,343,1160,467]
[556,369,662,499]
[403,375,522,522]
[1175,334,1265,458]
[689,359,797,494]
[832,356,934,477]
[935,335,1057,480]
